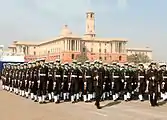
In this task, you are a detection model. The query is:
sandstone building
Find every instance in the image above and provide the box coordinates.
[7,11,152,63]
[8,11,128,63]
[126,47,152,60]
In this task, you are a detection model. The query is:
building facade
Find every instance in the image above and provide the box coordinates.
[126,47,153,60]
[8,11,128,63]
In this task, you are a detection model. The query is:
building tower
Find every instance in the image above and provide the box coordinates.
[84,11,96,38]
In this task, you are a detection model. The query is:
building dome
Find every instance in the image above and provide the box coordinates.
[60,25,72,36]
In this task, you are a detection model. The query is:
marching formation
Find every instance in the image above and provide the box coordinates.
[1,59,167,109]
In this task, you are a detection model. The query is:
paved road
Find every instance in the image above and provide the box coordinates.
[1,91,167,120]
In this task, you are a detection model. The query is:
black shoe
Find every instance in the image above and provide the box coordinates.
[155,103,159,106]
[151,104,155,107]
[39,102,43,104]
[55,100,60,104]
[43,101,47,104]
[49,99,54,102]
[34,100,38,102]
[97,106,102,109]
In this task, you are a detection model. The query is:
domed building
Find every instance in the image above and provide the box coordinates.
[8,11,131,63]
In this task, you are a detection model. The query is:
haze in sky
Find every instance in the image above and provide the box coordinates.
[0,0,166,60]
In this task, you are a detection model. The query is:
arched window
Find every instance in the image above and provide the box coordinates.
[71,54,74,59]
[119,56,122,61]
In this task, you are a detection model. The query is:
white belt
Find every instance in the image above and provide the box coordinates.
[125,76,129,78]
[79,76,82,78]
[49,74,52,77]
[55,75,61,77]
[64,75,68,77]
[163,76,167,79]
[71,75,77,77]
[39,74,46,76]
[84,82,86,85]
[139,76,144,78]
[113,76,119,78]
[86,76,91,78]
[95,76,99,79]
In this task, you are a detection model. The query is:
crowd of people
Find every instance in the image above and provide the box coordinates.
[1,59,167,109]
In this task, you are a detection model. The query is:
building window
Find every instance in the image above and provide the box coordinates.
[91,48,93,52]
[99,49,101,53]
[105,43,107,46]
[110,56,112,60]
[99,56,102,60]
[119,56,122,61]
[83,48,86,52]
[34,51,36,55]
[71,54,74,59]
[104,49,107,53]
[34,47,36,49]
[104,57,106,60]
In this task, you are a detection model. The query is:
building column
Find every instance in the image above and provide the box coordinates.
[75,40,77,51]
[68,40,70,51]
[122,42,126,53]
[67,40,69,51]
[64,40,66,51]
[112,42,116,53]
[115,42,118,53]
[78,40,80,52]
[74,40,76,51]
[69,40,71,51]
[77,40,79,51]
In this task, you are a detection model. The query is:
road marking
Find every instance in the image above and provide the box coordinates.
[89,111,107,117]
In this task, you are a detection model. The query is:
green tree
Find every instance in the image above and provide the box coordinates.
[127,53,151,63]
[76,53,89,63]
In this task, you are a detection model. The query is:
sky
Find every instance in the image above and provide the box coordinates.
[0,0,166,60]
